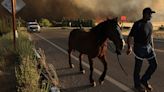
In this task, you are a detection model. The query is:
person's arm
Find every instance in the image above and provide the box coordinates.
[150,23,154,49]
[126,22,136,55]
[151,35,155,50]
[126,36,133,55]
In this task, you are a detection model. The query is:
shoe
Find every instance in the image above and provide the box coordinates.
[134,86,147,92]
[141,81,153,92]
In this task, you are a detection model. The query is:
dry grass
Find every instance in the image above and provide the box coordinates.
[0,31,42,92]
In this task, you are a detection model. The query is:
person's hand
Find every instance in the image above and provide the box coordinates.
[126,47,132,55]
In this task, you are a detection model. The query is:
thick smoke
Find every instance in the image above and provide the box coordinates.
[0,0,163,21]
[72,0,164,21]
[17,0,83,20]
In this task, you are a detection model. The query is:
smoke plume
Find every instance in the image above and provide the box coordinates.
[71,0,164,21]
[0,0,164,21]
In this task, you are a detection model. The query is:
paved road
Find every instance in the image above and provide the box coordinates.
[31,28,164,92]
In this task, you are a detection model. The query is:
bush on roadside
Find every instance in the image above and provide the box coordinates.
[0,17,12,34]
[0,31,49,92]
[39,18,53,27]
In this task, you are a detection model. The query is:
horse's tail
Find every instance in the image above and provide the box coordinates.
[68,29,75,47]
[68,29,77,52]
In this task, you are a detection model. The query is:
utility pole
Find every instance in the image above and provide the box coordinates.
[11,0,16,49]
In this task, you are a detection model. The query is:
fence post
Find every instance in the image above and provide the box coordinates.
[11,0,16,49]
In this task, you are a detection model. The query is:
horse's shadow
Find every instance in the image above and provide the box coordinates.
[57,67,91,92]
[56,67,71,71]
[58,71,82,78]
[56,66,82,78]
[60,84,91,92]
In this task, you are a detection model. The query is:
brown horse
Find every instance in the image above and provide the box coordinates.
[68,18,125,87]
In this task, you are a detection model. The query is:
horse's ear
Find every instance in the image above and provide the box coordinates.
[113,17,118,22]
[106,17,110,20]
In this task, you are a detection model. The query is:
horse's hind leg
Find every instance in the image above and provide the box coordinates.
[68,49,74,68]
[88,57,96,87]
[98,56,107,85]
[79,53,85,74]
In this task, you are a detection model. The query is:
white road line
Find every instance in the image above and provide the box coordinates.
[34,34,134,92]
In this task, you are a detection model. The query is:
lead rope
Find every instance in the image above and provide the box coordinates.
[108,41,128,76]
[116,54,128,76]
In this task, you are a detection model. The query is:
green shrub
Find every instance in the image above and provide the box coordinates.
[17,17,26,28]
[0,17,12,34]
[39,18,52,27]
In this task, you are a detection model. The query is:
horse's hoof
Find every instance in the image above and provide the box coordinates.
[99,77,104,85]
[80,70,85,74]
[91,81,96,87]
[70,64,74,68]
[99,80,104,85]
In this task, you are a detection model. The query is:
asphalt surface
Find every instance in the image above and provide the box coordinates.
[31,28,164,92]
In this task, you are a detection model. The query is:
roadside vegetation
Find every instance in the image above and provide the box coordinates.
[0,18,50,92]
[39,18,53,27]
[0,31,46,92]
[0,17,12,35]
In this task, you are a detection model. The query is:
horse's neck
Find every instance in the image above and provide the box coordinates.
[90,30,107,47]
[96,36,108,47]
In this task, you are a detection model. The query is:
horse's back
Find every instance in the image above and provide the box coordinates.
[69,28,90,42]
[69,28,89,37]
[68,29,92,52]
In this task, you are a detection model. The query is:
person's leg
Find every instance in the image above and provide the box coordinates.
[141,57,157,91]
[134,57,143,88]
[134,57,147,92]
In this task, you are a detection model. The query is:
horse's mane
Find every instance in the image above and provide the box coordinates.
[89,20,110,46]
[90,20,107,33]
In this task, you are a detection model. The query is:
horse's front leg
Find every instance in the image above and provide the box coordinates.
[79,53,85,74]
[98,56,107,85]
[88,57,96,87]
[68,49,74,68]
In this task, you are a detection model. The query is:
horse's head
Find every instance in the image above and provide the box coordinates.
[103,18,125,55]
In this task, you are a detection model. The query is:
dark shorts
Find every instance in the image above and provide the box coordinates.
[133,44,156,60]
